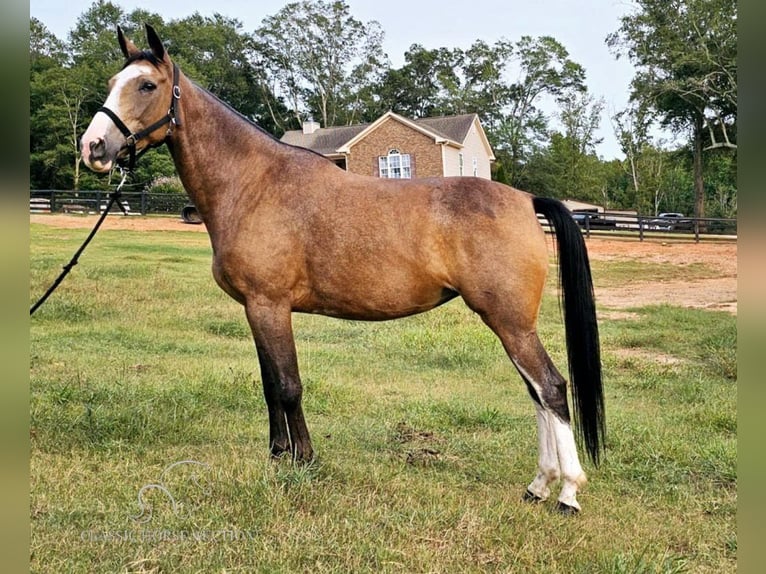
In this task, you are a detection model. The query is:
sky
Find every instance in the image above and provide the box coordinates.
[29,0,644,160]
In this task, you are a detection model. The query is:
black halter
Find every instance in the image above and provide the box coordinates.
[96,63,182,171]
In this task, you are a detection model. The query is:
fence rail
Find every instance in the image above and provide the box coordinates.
[31,191,736,242]
[29,190,190,217]
[567,210,737,242]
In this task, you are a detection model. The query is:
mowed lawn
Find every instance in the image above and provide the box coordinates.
[29,221,736,573]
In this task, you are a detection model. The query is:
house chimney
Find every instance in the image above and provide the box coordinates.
[302,119,321,134]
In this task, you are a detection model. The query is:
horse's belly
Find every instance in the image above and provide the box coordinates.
[296,275,458,321]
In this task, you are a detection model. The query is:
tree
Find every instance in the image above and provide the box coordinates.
[30,2,295,190]
[612,102,650,207]
[611,101,675,214]
[455,39,514,128]
[704,149,737,218]
[30,17,96,190]
[492,36,587,187]
[67,0,127,91]
[607,0,737,218]
[552,92,605,204]
[162,13,291,135]
[254,0,387,128]
[371,44,461,120]
[30,17,67,65]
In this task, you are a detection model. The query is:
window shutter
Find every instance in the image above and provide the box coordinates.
[410,154,416,178]
[373,156,380,177]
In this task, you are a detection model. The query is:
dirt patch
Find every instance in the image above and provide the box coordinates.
[596,277,736,315]
[31,213,737,314]
[613,348,688,366]
[598,310,641,321]
[583,238,737,315]
[30,213,208,233]
[391,421,449,466]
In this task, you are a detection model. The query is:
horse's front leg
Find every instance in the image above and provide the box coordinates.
[246,301,313,462]
[255,346,291,457]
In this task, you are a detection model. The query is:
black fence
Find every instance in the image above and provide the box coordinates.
[29,189,190,216]
[539,210,737,242]
[537,211,737,241]
[31,191,737,242]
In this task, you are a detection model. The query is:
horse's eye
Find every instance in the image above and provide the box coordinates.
[140,81,156,92]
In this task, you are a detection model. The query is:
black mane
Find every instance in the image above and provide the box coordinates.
[122,50,161,69]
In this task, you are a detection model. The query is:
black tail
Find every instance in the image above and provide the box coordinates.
[533,196,605,466]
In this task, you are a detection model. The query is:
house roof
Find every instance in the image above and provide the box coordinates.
[414,114,478,144]
[280,124,367,156]
[280,112,484,156]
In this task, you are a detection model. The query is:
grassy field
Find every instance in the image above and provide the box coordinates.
[29,222,736,573]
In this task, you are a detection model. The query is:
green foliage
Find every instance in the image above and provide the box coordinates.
[607,0,736,139]
[704,149,737,218]
[29,0,736,217]
[163,13,289,133]
[607,0,737,217]
[519,92,607,203]
[254,0,387,128]
[145,175,185,195]
[371,44,462,120]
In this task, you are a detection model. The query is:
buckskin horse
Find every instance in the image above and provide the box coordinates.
[80,25,605,513]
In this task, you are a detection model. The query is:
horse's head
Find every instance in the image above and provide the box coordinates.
[81,25,178,173]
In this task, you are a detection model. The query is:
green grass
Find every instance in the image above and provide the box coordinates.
[29,222,736,573]
[589,259,718,288]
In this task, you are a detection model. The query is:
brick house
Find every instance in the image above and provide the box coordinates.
[280,111,496,180]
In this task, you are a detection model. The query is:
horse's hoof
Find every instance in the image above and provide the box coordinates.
[555,501,580,515]
[523,489,545,504]
[269,451,291,462]
[293,452,316,465]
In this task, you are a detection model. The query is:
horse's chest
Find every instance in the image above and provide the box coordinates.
[211,245,303,306]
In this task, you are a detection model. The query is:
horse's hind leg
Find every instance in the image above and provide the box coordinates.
[478,315,587,512]
[526,401,587,513]
[507,332,587,512]
[524,403,560,504]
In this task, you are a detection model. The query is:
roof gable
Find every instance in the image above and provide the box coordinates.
[280,123,367,155]
[279,111,493,157]
[337,111,463,153]
[413,114,477,144]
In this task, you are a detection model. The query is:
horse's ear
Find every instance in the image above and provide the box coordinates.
[117,26,139,59]
[145,24,166,61]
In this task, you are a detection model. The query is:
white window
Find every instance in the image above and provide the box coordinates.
[379,149,412,179]
[459,153,464,176]
[472,157,478,177]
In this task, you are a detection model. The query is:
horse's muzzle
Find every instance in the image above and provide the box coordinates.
[81,135,115,173]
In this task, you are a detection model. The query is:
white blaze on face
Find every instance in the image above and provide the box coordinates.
[80,63,154,172]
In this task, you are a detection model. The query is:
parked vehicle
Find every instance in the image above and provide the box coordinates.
[571,211,617,229]
[647,212,692,231]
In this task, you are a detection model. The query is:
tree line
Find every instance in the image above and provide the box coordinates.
[30,0,736,218]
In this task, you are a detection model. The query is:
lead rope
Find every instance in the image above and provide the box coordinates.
[30,168,130,316]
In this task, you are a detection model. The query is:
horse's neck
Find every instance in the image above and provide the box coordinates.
[168,76,280,239]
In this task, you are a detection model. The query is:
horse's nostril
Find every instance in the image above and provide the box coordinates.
[89,138,106,159]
